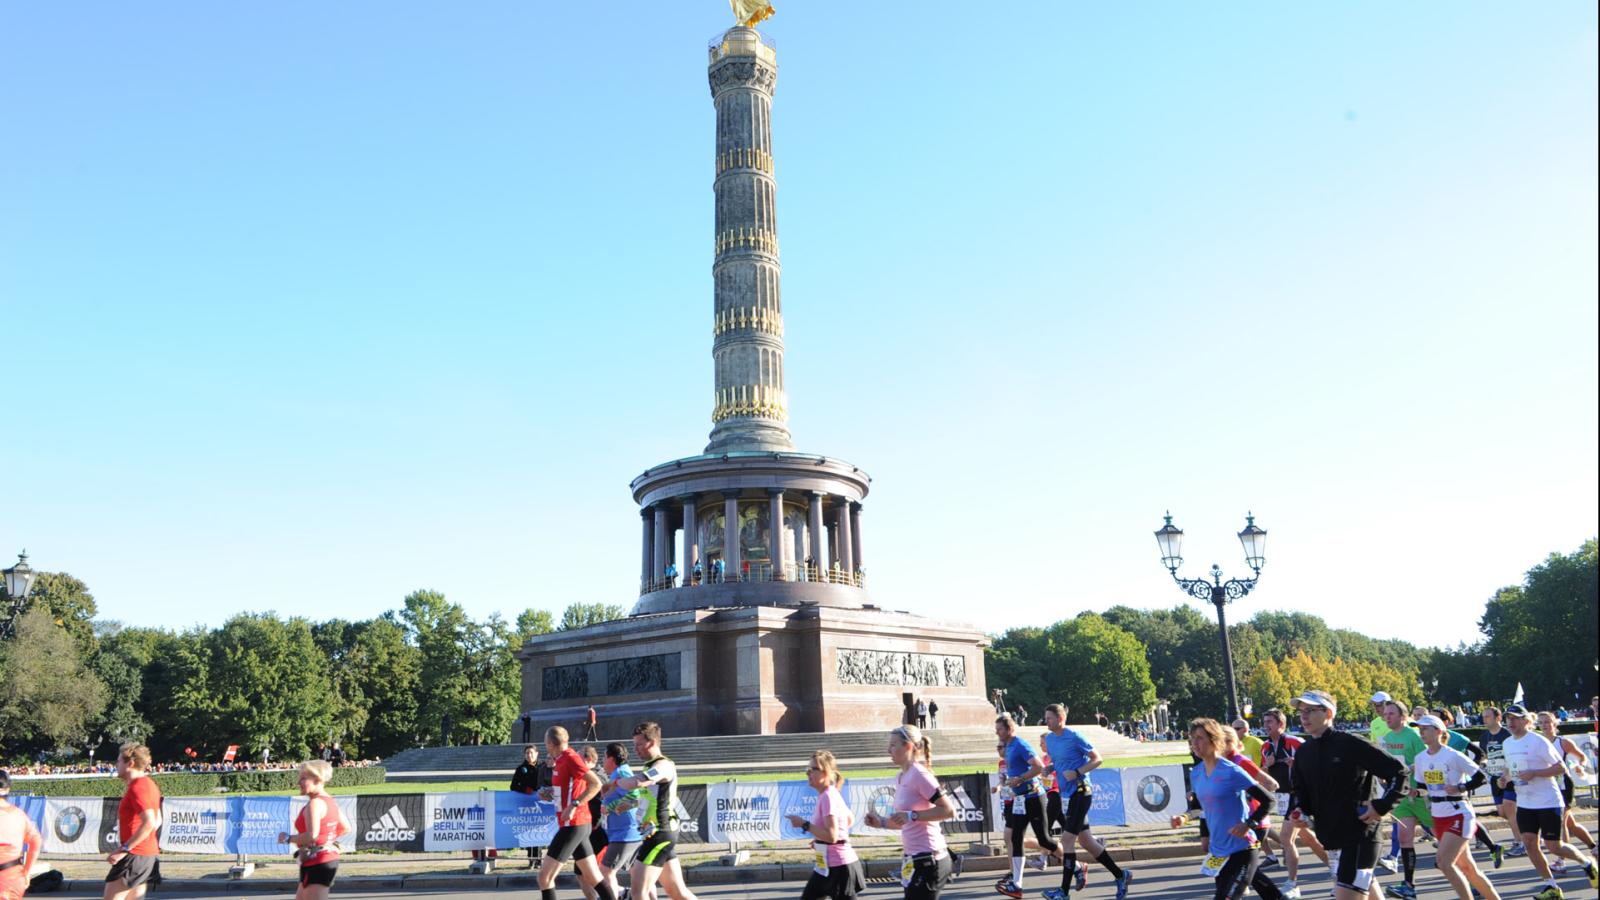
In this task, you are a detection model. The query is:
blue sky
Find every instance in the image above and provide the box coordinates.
[2,2,1595,651]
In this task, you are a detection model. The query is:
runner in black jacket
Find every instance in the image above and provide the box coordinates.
[1289,690,1406,900]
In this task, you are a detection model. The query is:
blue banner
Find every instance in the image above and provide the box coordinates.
[1086,772,1126,827]
[228,796,292,855]
[492,792,560,849]
[12,795,45,831]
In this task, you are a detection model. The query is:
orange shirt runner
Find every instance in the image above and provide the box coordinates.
[0,803,43,900]
[119,776,162,855]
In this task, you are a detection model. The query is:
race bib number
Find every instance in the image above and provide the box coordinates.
[1422,770,1446,785]
[900,855,916,888]
[1010,795,1026,815]
[813,846,828,876]
[1199,854,1228,878]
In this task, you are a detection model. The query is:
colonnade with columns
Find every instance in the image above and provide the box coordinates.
[639,490,863,592]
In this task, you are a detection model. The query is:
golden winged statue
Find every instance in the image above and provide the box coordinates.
[730,0,775,27]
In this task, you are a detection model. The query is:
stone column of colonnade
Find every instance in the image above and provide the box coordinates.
[682,496,699,577]
[653,506,669,586]
[834,498,854,577]
[724,495,741,579]
[705,28,794,454]
[640,508,653,589]
[807,492,824,577]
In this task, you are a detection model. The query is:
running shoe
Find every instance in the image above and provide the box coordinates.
[1490,843,1504,869]
[1586,861,1598,890]
[1507,841,1527,857]
[1075,863,1088,892]
[1551,858,1567,875]
[1260,852,1279,868]
[1114,870,1132,900]
[1026,853,1048,871]
[1378,854,1399,872]
[951,854,964,877]
[1532,886,1564,900]
[1041,890,1066,900]
[994,877,1023,899]
[1282,885,1301,900]
[1387,883,1417,899]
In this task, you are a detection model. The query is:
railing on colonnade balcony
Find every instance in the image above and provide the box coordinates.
[639,562,864,595]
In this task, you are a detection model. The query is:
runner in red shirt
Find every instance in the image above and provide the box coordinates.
[535,726,610,900]
[105,743,161,900]
[278,759,351,900]
[0,772,43,900]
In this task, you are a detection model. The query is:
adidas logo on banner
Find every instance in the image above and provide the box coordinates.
[947,785,986,823]
[365,806,417,843]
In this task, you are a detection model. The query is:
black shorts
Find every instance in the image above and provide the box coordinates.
[588,825,609,856]
[106,854,158,889]
[904,852,952,900]
[1328,839,1379,893]
[1061,782,1093,835]
[300,861,339,887]
[1516,806,1564,841]
[800,860,866,900]
[638,831,677,867]
[1490,781,1517,805]
[1560,774,1574,808]
[548,823,594,862]
[601,840,642,871]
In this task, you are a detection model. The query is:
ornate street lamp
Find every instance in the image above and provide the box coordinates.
[2,550,38,640]
[1154,514,1267,721]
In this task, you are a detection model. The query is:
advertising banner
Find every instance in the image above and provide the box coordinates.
[705,781,782,843]
[160,797,230,853]
[676,784,709,845]
[1086,768,1126,827]
[229,796,292,856]
[424,792,492,851]
[1119,765,1186,826]
[355,794,424,851]
[291,794,359,853]
[1569,733,1597,788]
[843,776,899,837]
[41,797,106,854]
[940,774,993,835]
[11,795,45,832]
[492,792,560,849]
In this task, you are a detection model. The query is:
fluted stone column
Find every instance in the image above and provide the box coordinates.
[682,496,699,577]
[654,506,670,586]
[705,28,793,454]
[807,491,825,577]
[768,489,786,580]
[640,508,654,589]
[724,495,741,581]
[850,502,863,572]
[835,499,854,579]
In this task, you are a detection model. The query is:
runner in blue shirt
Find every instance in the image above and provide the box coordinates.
[994,714,1060,899]
[1172,717,1279,899]
[596,743,645,900]
[1041,703,1131,900]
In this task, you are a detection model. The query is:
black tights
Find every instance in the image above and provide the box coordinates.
[1005,794,1059,858]
[1213,847,1282,900]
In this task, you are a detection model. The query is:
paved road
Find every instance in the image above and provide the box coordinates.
[71,848,1597,898]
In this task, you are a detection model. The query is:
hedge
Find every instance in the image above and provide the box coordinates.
[12,766,386,797]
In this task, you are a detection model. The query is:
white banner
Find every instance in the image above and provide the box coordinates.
[1570,733,1598,788]
[424,791,492,851]
[706,781,782,843]
[290,794,359,852]
[1120,765,1187,826]
[42,798,105,854]
[160,797,230,853]
[842,777,898,837]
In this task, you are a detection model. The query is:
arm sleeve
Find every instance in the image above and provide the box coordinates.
[1461,770,1486,793]
[1358,740,1407,814]
[1464,741,1485,764]
[1245,784,1276,825]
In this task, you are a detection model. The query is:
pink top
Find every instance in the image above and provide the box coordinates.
[894,763,947,857]
[813,786,857,867]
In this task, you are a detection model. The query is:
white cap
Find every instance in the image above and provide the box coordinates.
[1370,691,1391,703]
[1414,715,1446,731]
[1293,689,1338,716]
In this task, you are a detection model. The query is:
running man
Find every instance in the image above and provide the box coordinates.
[864,724,957,900]
[992,713,1060,899]
[1289,689,1406,900]
[1500,704,1597,897]
[1038,703,1131,900]
[1376,700,1430,899]
[1535,711,1597,852]
[0,771,42,900]
[536,726,612,900]
[1410,715,1499,900]
[105,743,162,900]
[618,721,699,900]
[278,759,352,900]
[1479,706,1522,859]
[1259,708,1327,900]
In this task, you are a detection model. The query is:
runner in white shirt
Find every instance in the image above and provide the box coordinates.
[1409,716,1499,900]
[1499,705,1597,897]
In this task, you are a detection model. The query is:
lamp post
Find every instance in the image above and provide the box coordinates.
[1,550,37,640]
[1154,513,1267,722]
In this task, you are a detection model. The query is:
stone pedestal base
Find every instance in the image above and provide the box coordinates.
[517,606,991,738]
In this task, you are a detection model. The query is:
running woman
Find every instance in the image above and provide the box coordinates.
[1376,700,1429,899]
[1289,689,1406,900]
[1039,703,1130,900]
[1500,704,1597,897]
[786,750,865,900]
[1259,708,1327,900]
[1171,718,1279,899]
[0,771,42,900]
[1536,711,1596,851]
[993,713,1060,899]
[597,743,649,900]
[105,742,162,900]
[1410,715,1499,900]
[278,759,352,900]
[864,724,956,900]
[536,726,613,900]
[619,721,699,900]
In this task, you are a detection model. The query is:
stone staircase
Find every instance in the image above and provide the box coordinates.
[382,725,1165,780]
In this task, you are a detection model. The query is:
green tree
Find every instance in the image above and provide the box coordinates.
[559,603,627,631]
[1245,657,1290,714]
[401,589,476,746]
[88,624,151,746]
[203,613,334,760]
[987,615,1155,721]
[0,608,109,756]
[1102,605,1227,721]
[516,608,556,644]
[312,619,370,751]
[350,616,422,757]
[1479,539,1599,707]
[10,571,100,658]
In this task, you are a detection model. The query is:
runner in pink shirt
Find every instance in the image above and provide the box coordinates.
[786,750,865,899]
[865,725,959,900]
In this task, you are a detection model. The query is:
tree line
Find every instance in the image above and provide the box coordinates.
[0,578,626,764]
[986,539,1598,723]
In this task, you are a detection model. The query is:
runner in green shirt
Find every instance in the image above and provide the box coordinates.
[1369,691,1393,746]
[1378,700,1432,898]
